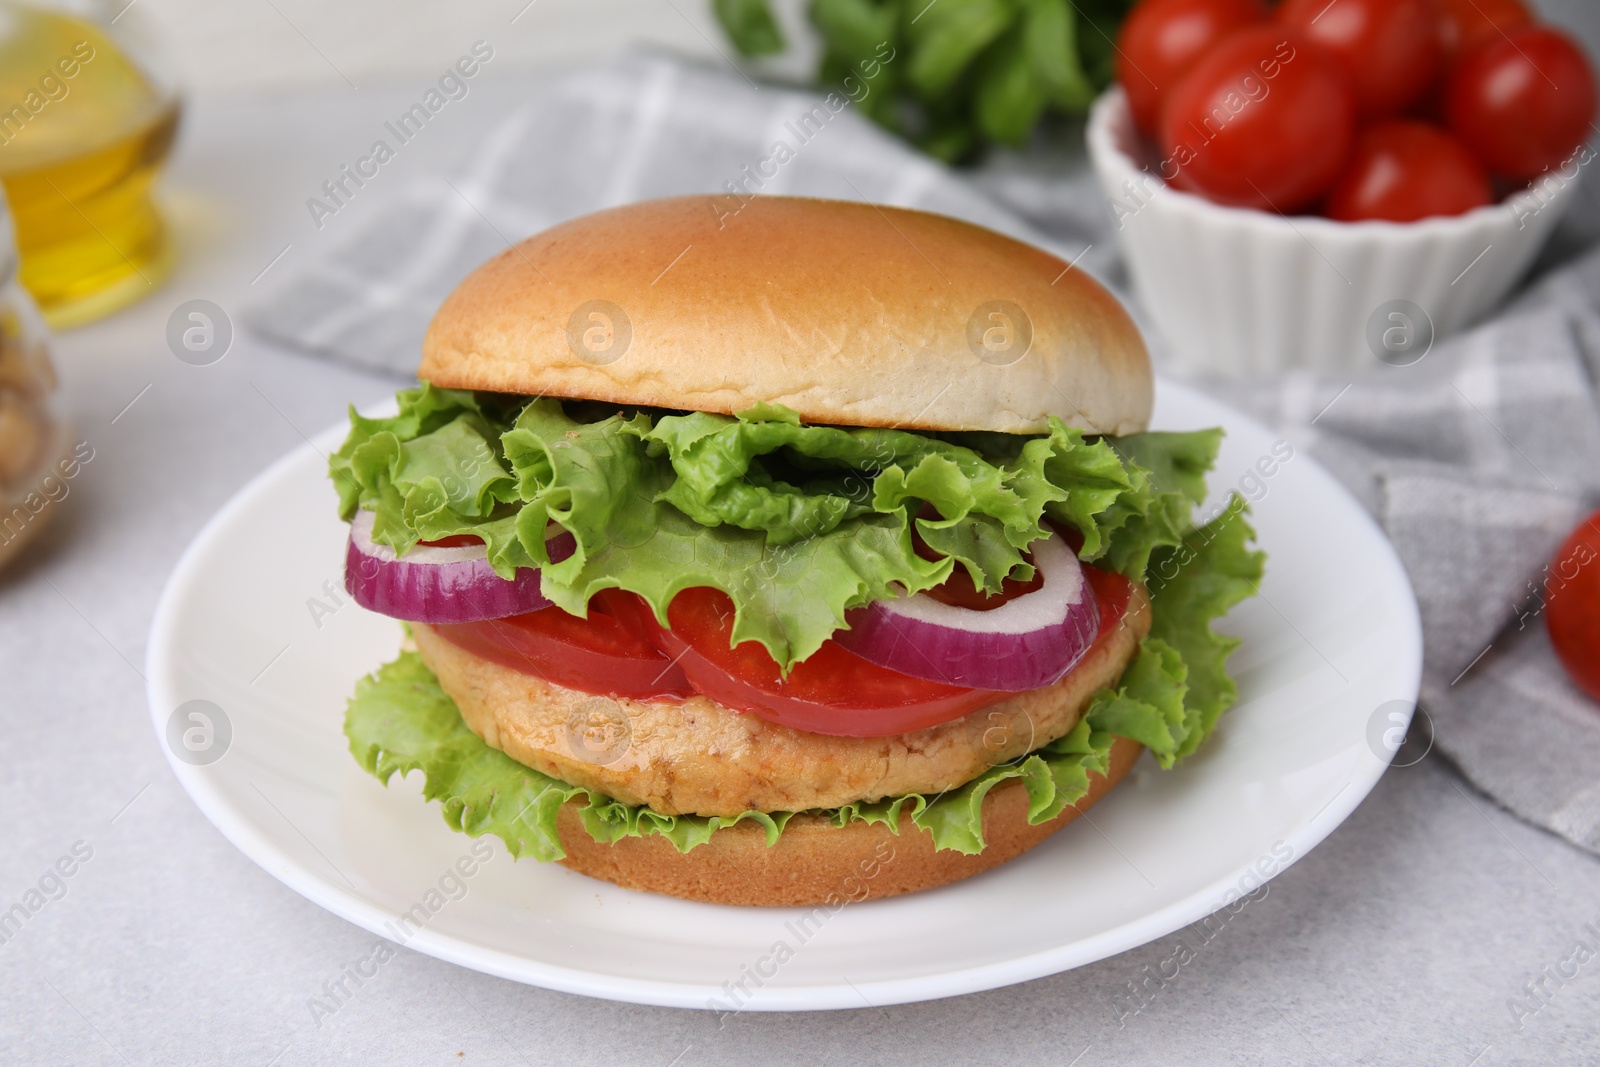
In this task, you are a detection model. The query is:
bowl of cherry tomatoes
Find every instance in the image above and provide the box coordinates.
[1086,0,1597,375]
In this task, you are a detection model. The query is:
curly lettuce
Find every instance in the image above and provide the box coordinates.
[330,387,1224,669]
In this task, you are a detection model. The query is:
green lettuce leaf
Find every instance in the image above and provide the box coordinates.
[1070,429,1225,579]
[1082,499,1265,768]
[1148,498,1266,759]
[328,385,536,574]
[1081,638,1188,758]
[330,389,1229,671]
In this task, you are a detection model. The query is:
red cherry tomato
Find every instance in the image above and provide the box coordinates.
[1446,26,1598,182]
[1160,27,1356,212]
[1324,120,1492,222]
[1277,0,1442,117]
[1116,0,1269,135]
[1432,0,1531,67]
[432,589,694,701]
[1547,511,1600,703]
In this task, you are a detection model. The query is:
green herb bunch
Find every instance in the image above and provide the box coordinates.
[712,0,1138,162]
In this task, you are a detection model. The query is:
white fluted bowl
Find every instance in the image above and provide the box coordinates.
[1086,87,1583,375]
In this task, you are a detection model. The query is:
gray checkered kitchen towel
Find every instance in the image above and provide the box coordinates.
[249,53,1600,857]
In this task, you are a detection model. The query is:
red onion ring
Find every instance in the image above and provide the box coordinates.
[833,534,1100,691]
[344,510,560,623]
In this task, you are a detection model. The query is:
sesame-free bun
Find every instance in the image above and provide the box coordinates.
[551,736,1144,907]
[419,196,1153,436]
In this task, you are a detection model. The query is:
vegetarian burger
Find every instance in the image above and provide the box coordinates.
[333,196,1263,907]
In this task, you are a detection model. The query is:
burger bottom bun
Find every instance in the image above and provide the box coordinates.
[554,735,1144,907]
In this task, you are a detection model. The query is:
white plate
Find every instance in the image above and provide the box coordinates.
[147,380,1422,1012]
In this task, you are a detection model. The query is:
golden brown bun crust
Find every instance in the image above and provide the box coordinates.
[554,735,1144,906]
[419,196,1152,435]
[410,585,1148,817]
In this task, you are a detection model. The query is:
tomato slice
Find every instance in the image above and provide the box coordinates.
[429,566,1134,738]
[1086,564,1133,629]
[639,566,1134,737]
[639,587,1000,736]
[431,589,693,700]
[418,534,486,548]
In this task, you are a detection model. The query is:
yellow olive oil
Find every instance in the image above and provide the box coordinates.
[0,2,179,328]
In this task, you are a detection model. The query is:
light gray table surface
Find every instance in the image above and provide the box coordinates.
[5,44,1600,1067]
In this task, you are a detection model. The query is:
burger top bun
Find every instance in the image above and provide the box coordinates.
[419,196,1152,436]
